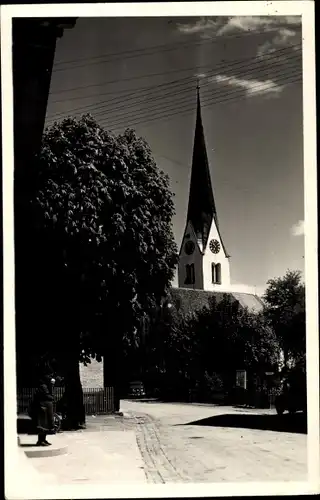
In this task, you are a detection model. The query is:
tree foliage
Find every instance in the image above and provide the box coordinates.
[190,295,280,379]
[144,294,280,400]
[262,270,305,368]
[16,114,178,423]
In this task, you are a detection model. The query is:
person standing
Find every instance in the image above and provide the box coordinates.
[30,373,56,446]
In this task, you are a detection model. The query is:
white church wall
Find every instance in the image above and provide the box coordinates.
[202,219,231,291]
[178,221,204,289]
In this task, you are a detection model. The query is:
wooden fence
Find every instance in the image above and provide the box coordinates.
[17,387,115,415]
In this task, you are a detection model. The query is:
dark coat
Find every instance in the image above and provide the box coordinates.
[30,382,55,433]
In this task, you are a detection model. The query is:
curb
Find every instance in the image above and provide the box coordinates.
[23,444,68,458]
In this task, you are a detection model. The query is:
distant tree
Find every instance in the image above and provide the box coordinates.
[15,115,178,426]
[188,295,280,392]
[145,293,280,401]
[262,270,305,369]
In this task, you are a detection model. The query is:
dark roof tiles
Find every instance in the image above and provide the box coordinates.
[170,287,264,315]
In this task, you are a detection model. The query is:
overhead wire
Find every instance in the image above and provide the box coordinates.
[47,43,301,123]
[107,77,302,135]
[52,26,293,73]
[79,71,302,132]
[47,45,301,117]
[46,65,302,130]
[48,55,301,124]
[53,26,290,67]
[49,42,301,97]
[98,74,302,133]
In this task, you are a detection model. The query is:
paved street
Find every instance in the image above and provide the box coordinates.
[28,400,307,485]
[121,399,307,483]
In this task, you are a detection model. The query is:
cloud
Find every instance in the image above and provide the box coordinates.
[291,220,304,237]
[281,16,302,27]
[194,72,207,79]
[217,15,300,36]
[217,16,275,35]
[209,74,283,97]
[176,15,301,37]
[257,27,301,57]
[176,16,301,56]
[176,17,220,35]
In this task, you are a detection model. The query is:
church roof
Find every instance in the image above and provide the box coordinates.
[231,292,264,312]
[170,287,264,315]
[186,88,226,253]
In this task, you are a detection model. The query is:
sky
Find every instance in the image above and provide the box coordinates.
[45,15,304,295]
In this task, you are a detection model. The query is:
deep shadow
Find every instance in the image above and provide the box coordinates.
[233,404,257,409]
[124,398,161,403]
[123,398,222,407]
[17,414,36,434]
[181,411,307,434]
[123,398,268,410]
[19,443,38,447]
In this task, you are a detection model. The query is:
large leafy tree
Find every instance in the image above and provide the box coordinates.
[16,115,178,426]
[262,270,305,369]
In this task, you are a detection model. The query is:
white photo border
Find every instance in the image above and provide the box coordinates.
[1,2,318,498]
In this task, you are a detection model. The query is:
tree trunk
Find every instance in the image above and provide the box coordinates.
[62,354,86,429]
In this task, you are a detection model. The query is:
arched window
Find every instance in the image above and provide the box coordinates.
[185,265,190,284]
[215,263,222,284]
[185,264,195,285]
[211,263,216,283]
[190,263,195,284]
[212,263,222,284]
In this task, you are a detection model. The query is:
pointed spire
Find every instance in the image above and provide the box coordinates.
[187,84,218,250]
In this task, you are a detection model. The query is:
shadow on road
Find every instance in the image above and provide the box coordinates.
[123,398,221,406]
[181,412,307,434]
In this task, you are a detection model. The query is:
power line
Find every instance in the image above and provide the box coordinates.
[45,76,301,143]
[98,74,302,133]
[47,67,301,130]
[49,81,159,105]
[49,42,301,97]
[47,54,300,124]
[46,70,301,132]
[155,154,185,167]
[52,26,294,72]
[108,77,302,135]
[82,67,302,130]
[47,47,301,128]
[102,74,302,133]
[54,26,288,66]
[47,48,300,118]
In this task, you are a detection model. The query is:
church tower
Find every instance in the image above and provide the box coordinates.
[178,87,231,291]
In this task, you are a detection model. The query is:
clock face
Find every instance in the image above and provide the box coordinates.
[209,239,220,254]
[184,240,195,255]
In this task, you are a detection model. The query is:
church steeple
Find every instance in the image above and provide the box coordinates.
[178,85,231,291]
[186,86,218,250]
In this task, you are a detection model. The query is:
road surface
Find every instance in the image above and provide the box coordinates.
[120,399,307,483]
